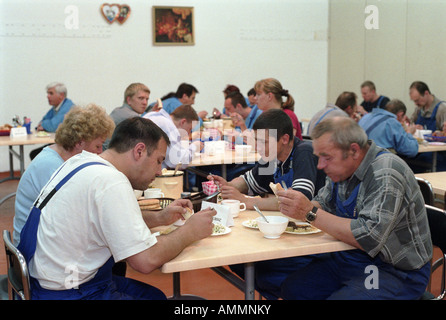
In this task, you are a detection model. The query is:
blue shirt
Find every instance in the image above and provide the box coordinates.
[245,106,262,129]
[162,97,182,114]
[359,108,418,158]
[40,98,74,132]
[13,147,64,245]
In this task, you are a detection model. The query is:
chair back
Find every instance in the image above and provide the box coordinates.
[3,230,31,300]
[424,205,446,300]
[416,177,435,206]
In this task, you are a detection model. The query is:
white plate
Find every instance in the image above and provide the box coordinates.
[35,132,50,137]
[211,225,231,236]
[284,222,321,235]
[428,142,446,146]
[242,219,259,229]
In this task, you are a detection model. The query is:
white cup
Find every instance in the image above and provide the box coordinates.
[144,188,164,199]
[133,190,143,199]
[221,199,246,218]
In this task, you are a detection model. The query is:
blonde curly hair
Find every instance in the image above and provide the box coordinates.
[55,104,115,151]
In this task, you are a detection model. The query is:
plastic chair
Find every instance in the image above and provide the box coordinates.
[3,230,31,300]
[416,177,435,206]
[422,205,446,300]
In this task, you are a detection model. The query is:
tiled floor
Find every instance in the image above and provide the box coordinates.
[1,171,443,300]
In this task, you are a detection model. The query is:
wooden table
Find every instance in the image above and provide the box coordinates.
[187,150,260,180]
[0,133,55,206]
[416,143,446,172]
[0,133,55,182]
[159,210,354,300]
[415,171,446,198]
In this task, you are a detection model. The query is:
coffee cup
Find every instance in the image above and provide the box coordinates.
[144,188,164,199]
[221,199,246,218]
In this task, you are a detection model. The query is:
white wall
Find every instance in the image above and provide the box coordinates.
[0,0,329,172]
[328,0,446,116]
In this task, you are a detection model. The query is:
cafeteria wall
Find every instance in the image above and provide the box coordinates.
[0,0,328,172]
[328,0,446,116]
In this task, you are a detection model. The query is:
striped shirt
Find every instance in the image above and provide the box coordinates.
[242,138,325,200]
[314,141,432,270]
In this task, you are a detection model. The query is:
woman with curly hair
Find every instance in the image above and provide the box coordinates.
[14,103,115,245]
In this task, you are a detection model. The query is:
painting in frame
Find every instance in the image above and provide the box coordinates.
[152,6,194,46]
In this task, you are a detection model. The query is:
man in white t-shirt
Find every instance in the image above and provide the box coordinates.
[18,117,216,300]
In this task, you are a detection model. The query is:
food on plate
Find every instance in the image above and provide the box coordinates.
[212,223,227,235]
[243,219,259,229]
[36,131,50,137]
[286,221,320,234]
[138,198,161,210]
[269,182,284,197]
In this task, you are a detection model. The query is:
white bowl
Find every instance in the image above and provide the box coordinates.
[256,215,288,239]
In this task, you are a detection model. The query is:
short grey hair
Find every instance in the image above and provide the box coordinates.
[46,82,67,96]
[385,99,406,115]
[311,117,368,153]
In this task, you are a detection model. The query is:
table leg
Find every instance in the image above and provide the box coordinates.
[432,152,438,172]
[0,146,21,183]
[221,164,227,180]
[244,262,255,300]
[19,145,25,175]
[168,272,206,300]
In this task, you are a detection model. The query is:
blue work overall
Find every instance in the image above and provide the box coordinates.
[414,101,446,172]
[17,162,166,300]
[415,101,443,131]
[273,146,296,188]
[281,163,431,300]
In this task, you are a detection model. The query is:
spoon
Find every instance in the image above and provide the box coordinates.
[253,205,269,223]
[173,162,182,175]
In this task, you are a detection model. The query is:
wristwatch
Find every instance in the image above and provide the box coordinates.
[305,206,318,224]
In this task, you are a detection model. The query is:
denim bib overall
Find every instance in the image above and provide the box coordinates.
[415,101,443,131]
[17,162,165,300]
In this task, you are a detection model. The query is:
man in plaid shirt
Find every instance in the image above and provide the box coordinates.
[278,117,432,300]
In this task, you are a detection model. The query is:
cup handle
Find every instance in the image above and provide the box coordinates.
[240,203,246,211]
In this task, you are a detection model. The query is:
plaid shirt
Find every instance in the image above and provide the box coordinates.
[314,141,432,270]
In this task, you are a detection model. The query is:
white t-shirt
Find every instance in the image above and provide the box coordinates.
[144,109,197,169]
[30,151,157,290]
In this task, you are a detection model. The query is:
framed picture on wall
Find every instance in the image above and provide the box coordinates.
[152,6,194,46]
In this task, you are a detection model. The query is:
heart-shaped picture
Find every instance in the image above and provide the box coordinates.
[101,4,131,24]
[116,5,131,24]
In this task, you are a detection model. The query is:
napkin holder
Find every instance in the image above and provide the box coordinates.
[10,127,27,138]
[201,201,234,227]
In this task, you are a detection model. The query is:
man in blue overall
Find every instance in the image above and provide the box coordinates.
[278,117,432,300]
[209,109,326,211]
[18,117,216,300]
[408,81,446,172]
[209,109,326,299]
[360,80,390,113]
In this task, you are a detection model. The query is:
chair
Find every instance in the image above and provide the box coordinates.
[416,177,435,206]
[3,230,31,300]
[0,275,8,300]
[423,205,446,300]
